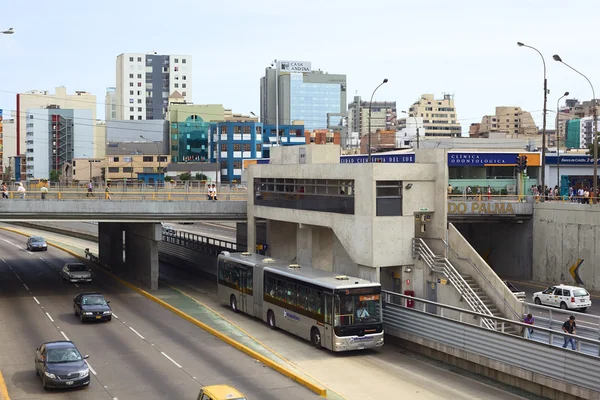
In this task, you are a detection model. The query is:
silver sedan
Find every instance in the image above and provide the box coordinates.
[61,263,92,283]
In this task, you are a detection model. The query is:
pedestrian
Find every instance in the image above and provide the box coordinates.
[211,183,218,201]
[86,181,93,198]
[447,184,453,198]
[1,183,7,199]
[40,184,48,200]
[487,185,492,200]
[523,313,534,339]
[562,315,577,350]
[17,182,26,199]
[476,186,482,201]
[466,185,472,200]
[105,184,111,200]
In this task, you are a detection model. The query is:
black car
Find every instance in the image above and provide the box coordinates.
[73,292,112,322]
[34,341,90,389]
[26,236,48,251]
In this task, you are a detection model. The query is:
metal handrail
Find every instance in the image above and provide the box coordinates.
[412,238,495,330]
[426,236,523,322]
[383,291,600,354]
[2,191,247,201]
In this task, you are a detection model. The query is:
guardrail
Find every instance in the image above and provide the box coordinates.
[412,238,496,330]
[3,191,248,201]
[383,291,600,396]
[524,302,600,341]
[162,230,245,254]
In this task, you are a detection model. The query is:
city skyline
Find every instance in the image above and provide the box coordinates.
[0,0,598,131]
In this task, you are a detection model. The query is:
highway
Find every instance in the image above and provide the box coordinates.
[0,229,318,400]
[6,223,538,400]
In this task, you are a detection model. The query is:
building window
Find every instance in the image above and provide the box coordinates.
[243,143,251,152]
[182,75,186,80]
[130,116,134,120]
[138,107,142,112]
[221,126,227,135]
[256,144,262,152]
[143,156,154,162]
[108,167,120,173]
[182,91,186,96]
[129,82,134,87]
[158,156,168,163]
[220,144,227,151]
[376,181,402,216]
[234,126,241,134]
[137,99,142,103]
[233,143,241,151]
[174,58,179,63]
[174,66,179,72]
[256,126,262,135]
[138,116,142,120]
[137,82,142,87]
[137,74,142,79]
[130,107,134,112]
[233,161,242,169]
[137,90,142,95]
[137,57,142,62]
[182,59,187,64]
[123,167,133,173]
[182,83,186,88]
[129,73,134,78]
[243,126,251,134]
[129,90,134,95]
[174,83,179,88]
[129,57,134,62]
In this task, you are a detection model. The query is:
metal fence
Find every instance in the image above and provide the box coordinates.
[3,191,247,201]
[383,291,600,395]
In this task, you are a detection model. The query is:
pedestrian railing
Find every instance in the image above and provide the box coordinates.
[1,191,248,201]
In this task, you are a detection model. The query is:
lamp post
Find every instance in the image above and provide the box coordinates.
[269,59,280,146]
[553,54,598,203]
[517,42,548,202]
[556,91,569,196]
[401,110,419,149]
[367,78,388,163]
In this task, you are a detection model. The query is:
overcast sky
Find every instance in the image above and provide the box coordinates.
[0,0,598,130]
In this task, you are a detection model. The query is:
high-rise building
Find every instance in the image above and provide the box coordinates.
[260,61,346,130]
[105,87,117,121]
[477,106,537,138]
[16,87,97,158]
[116,53,192,121]
[407,94,462,137]
[347,96,396,140]
[25,107,94,180]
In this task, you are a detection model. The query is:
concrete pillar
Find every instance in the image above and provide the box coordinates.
[123,222,161,290]
[247,216,256,254]
[98,222,124,270]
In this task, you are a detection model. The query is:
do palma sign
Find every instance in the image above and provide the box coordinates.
[279,60,311,73]
[448,201,516,215]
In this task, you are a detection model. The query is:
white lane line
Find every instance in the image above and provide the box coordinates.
[26,251,33,255]
[74,284,79,288]
[45,312,54,322]
[128,327,145,340]
[160,352,182,368]
[33,297,40,305]
[85,361,97,376]
[38,257,45,261]
[23,283,29,291]
[112,313,119,319]
[60,331,69,341]
[14,273,21,281]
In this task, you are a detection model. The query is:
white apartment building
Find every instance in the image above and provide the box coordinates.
[407,94,462,137]
[116,53,193,121]
[105,87,117,121]
[25,108,93,180]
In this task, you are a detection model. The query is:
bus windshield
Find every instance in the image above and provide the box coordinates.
[335,293,381,326]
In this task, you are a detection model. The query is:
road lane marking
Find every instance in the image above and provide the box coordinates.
[60,331,70,341]
[26,251,33,255]
[85,361,97,376]
[112,313,118,319]
[128,327,145,340]
[45,312,54,322]
[160,352,182,368]
[14,273,21,281]
[23,283,29,291]
[0,369,10,400]
[33,297,40,305]
[74,284,79,288]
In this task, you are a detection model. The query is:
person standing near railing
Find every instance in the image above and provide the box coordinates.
[40,184,48,200]
[105,184,111,200]
[17,182,26,199]
[487,185,492,200]
[1,183,8,199]
[523,313,534,339]
[562,315,577,350]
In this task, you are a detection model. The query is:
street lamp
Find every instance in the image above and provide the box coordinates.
[269,59,280,146]
[517,42,548,202]
[553,54,598,203]
[556,91,569,196]
[140,134,162,176]
[401,110,419,149]
[367,78,389,163]
[1,28,14,35]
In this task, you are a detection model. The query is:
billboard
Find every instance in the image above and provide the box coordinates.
[340,154,415,164]
[279,61,311,73]
[448,152,541,166]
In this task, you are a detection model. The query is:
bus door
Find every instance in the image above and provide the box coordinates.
[322,294,334,347]
[237,267,250,314]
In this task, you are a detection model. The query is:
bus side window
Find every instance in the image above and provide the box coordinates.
[324,294,332,324]
[246,269,253,291]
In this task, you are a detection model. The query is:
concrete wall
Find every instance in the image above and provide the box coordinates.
[454,221,533,280]
[447,224,524,322]
[533,203,600,290]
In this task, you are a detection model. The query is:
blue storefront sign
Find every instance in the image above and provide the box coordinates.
[340,154,416,164]
[545,155,595,165]
[448,153,521,166]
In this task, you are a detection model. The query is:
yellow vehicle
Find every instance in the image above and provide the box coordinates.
[197,385,247,400]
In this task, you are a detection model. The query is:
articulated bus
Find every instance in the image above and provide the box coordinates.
[217,251,384,352]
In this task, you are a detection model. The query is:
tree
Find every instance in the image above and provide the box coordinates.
[49,169,62,183]
[164,176,172,182]
[195,173,208,181]
[179,172,192,181]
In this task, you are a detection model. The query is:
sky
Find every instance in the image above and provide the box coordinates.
[0,0,599,131]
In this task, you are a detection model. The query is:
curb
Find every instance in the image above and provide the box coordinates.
[0,226,327,397]
[0,370,9,400]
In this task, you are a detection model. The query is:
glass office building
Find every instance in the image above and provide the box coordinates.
[289,74,342,130]
[170,116,211,163]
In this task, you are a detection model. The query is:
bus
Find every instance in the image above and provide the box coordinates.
[217,251,384,352]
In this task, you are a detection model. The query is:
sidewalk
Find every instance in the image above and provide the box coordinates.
[12,228,344,400]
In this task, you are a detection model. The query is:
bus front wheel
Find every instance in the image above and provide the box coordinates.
[311,327,322,349]
[267,310,277,330]
[230,295,238,313]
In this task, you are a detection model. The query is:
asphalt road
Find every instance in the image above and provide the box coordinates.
[0,230,318,400]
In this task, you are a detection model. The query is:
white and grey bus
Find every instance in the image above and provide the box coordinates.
[217,251,384,352]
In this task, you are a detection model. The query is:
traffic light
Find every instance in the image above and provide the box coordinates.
[515,155,521,172]
[521,155,528,171]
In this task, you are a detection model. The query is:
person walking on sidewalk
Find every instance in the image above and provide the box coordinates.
[562,315,577,350]
[40,184,48,200]
[1,183,8,199]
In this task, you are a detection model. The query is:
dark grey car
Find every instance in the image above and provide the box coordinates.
[27,236,48,251]
[73,292,112,322]
[61,263,92,283]
[34,341,90,389]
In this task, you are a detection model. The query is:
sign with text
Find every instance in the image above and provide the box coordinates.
[545,155,595,165]
[448,152,541,167]
[448,201,524,215]
[279,60,311,73]
[340,154,415,164]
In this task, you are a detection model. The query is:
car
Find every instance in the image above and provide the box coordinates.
[161,223,175,234]
[533,284,592,311]
[26,236,48,251]
[62,263,92,283]
[197,385,247,400]
[73,292,112,322]
[34,341,90,390]
[503,280,526,301]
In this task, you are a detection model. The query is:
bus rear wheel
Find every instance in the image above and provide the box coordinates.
[230,295,238,313]
[311,327,322,349]
[267,310,277,330]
